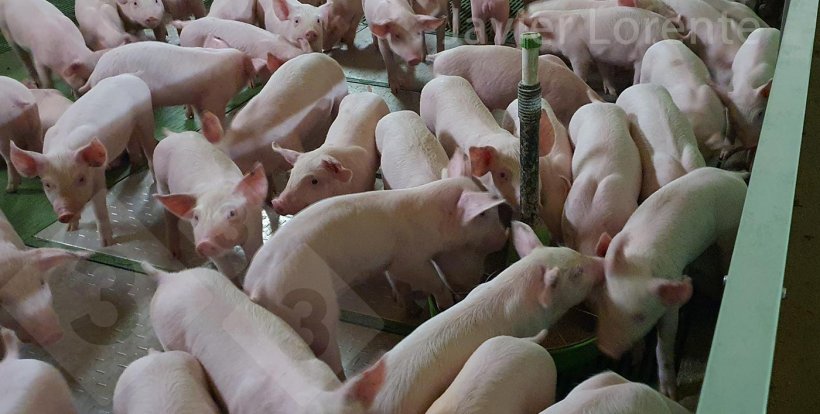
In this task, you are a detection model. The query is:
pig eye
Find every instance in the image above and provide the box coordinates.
[395,33,401,40]
[43,181,52,189]
[311,178,319,185]
[499,171,508,180]
[78,176,86,184]
[294,18,301,24]
[193,214,199,222]
[228,210,237,219]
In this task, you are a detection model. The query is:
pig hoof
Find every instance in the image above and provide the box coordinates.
[101,236,115,247]
[67,223,79,232]
[5,186,17,193]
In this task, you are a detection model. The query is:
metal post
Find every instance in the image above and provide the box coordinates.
[518,32,542,227]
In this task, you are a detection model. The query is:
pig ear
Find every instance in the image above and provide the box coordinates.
[62,61,85,79]
[235,163,268,206]
[538,266,562,307]
[617,0,638,7]
[446,148,472,179]
[512,221,543,257]
[154,193,197,220]
[271,144,302,167]
[595,233,612,258]
[251,58,269,75]
[650,277,693,307]
[74,138,108,168]
[265,53,284,72]
[345,358,386,407]
[203,33,231,49]
[538,109,555,157]
[417,15,444,31]
[468,146,496,177]
[457,191,504,225]
[271,0,291,20]
[9,142,46,177]
[29,248,87,272]
[370,21,392,38]
[201,111,224,144]
[322,157,353,183]
[116,0,128,4]
[757,79,773,99]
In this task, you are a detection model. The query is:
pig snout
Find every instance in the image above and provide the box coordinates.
[196,240,221,258]
[407,57,422,66]
[271,197,296,216]
[305,31,319,42]
[145,16,160,28]
[58,212,75,224]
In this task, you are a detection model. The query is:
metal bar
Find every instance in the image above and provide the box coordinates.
[518,32,542,226]
[698,0,819,411]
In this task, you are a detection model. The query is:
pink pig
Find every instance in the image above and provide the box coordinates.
[411,0,452,52]
[161,0,206,20]
[616,84,705,200]
[244,177,508,377]
[11,74,156,246]
[80,42,258,124]
[208,0,259,24]
[0,0,106,91]
[354,221,603,414]
[112,0,167,42]
[29,89,73,140]
[0,76,41,193]
[0,212,86,345]
[113,349,220,414]
[563,101,641,257]
[318,0,365,51]
[468,0,510,45]
[526,0,678,19]
[271,92,388,215]
[375,110,449,189]
[542,372,690,413]
[153,131,268,280]
[427,333,557,414]
[144,264,380,413]
[591,168,747,398]
[431,45,599,126]
[258,0,325,52]
[364,0,444,93]
[0,329,78,413]
[75,0,140,51]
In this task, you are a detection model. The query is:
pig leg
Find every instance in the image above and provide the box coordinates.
[436,21,445,52]
[385,273,423,318]
[185,105,194,120]
[492,18,506,46]
[0,138,20,192]
[377,39,401,94]
[196,95,229,126]
[34,63,53,89]
[472,14,487,45]
[5,40,40,88]
[153,25,168,43]
[190,0,207,18]
[91,176,114,246]
[655,310,679,399]
[135,109,157,180]
[342,18,359,50]
[156,180,183,260]
[568,52,593,84]
[595,61,618,96]
[388,260,454,310]
[632,60,643,86]
[125,136,145,171]
[452,0,460,36]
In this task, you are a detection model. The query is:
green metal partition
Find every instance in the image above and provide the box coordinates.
[698,0,818,412]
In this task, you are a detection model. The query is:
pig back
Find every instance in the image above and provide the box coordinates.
[376,111,449,189]
[0,77,36,126]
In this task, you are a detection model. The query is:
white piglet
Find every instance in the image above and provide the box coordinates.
[319,0,365,51]
[0,76,41,193]
[208,0,258,24]
[29,89,72,142]
[468,0,510,45]
[375,110,449,189]
[259,0,325,52]
[75,0,140,51]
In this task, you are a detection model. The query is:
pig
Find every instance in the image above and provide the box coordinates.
[427,333,557,414]
[144,263,379,413]
[271,92,388,215]
[699,0,768,32]
[712,27,779,151]
[75,0,140,51]
[468,0,510,45]
[112,0,167,42]
[10,75,156,246]
[200,53,347,187]
[80,42,260,124]
[515,7,684,95]
[243,177,509,377]
[258,0,325,52]
[113,349,219,414]
[616,84,706,200]
[659,0,745,86]
[174,17,306,80]
[161,0,206,20]
[502,99,573,243]
[640,39,730,161]
[29,89,73,140]
[591,167,747,398]
[563,101,641,257]
[411,0,450,52]
[0,76,41,193]
[375,110,449,189]
[421,75,554,209]
[526,0,678,19]
[430,45,600,126]
[364,0,444,93]
[0,329,78,414]
[152,131,268,280]
[318,0,365,51]
[0,0,106,91]
[541,372,690,413]
[208,0,258,24]
[0,211,86,345]
[354,221,604,414]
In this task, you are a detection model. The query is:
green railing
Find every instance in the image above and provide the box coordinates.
[698,0,818,412]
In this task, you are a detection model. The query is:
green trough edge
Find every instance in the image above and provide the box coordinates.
[698,0,818,412]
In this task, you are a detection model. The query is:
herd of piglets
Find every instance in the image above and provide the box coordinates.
[0,0,778,412]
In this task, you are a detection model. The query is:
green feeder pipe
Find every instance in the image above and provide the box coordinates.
[518,32,542,227]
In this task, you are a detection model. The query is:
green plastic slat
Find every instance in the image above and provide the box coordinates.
[698,0,818,412]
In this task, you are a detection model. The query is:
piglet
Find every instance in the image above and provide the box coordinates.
[641,39,729,161]
[0,76,41,193]
[355,221,603,414]
[144,264,377,413]
[258,0,325,52]
[271,92,388,215]
[11,74,156,246]
[431,45,599,126]
[468,0,509,45]
[364,0,444,93]
[0,0,106,91]
[162,0,206,20]
[616,84,705,200]
[81,42,258,124]
[113,349,219,414]
[319,0,365,51]
[542,372,690,413]
[112,0,167,42]
[375,110,449,189]
[0,211,86,345]
[563,101,641,256]
[411,0,451,52]
[153,131,268,280]
[699,0,768,30]
[427,333,557,414]
[526,0,677,19]
[593,168,747,398]
[244,177,508,377]
[0,329,78,413]
[208,0,258,24]
[75,0,139,51]
[29,89,73,140]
